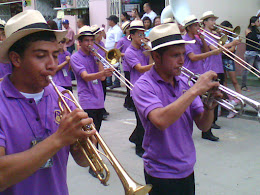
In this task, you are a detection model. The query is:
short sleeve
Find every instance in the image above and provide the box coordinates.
[0,128,6,148]
[70,55,86,76]
[125,51,141,69]
[116,39,123,51]
[132,80,163,119]
[190,95,204,118]
[185,44,193,55]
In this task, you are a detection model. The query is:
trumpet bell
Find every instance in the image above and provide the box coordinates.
[218,34,228,45]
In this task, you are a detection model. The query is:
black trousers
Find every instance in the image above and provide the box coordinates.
[124,71,134,108]
[213,73,225,123]
[144,170,195,195]
[129,104,145,150]
[84,109,103,132]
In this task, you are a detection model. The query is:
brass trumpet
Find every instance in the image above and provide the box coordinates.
[48,76,152,194]
[181,67,260,121]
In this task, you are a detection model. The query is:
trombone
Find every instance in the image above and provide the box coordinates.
[181,67,260,121]
[214,24,260,50]
[48,76,152,194]
[200,28,260,79]
[89,44,134,90]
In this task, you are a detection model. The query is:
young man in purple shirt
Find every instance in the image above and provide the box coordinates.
[70,25,113,176]
[183,14,222,141]
[116,21,134,111]
[53,38,72,91]
[132,23,222,195]
[0,10,96,195]
[125,20,154,157]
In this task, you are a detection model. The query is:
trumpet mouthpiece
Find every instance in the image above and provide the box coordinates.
[47,75,53,81]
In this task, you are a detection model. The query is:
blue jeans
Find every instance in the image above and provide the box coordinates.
[106,67,120,86]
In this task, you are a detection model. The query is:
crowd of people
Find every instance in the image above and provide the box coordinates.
[0,4,259,195]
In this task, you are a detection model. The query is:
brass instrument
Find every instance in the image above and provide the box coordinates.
[48,76,152,194]
[199,28,228,45]
[89,45,134,90]
[181,67,260,121]
[94,42,121,65]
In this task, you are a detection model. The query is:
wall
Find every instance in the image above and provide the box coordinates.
[89,0,109,31]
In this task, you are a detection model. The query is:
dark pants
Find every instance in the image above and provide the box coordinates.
[66,45,75,55]
[129,104,145,150]
[84,109,103,132]
[62,86,73,92]
[124,71,134,108]
[144,170,195,195]
[213,73,225,123]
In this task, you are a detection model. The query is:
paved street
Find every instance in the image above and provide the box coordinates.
[67,92,260,195]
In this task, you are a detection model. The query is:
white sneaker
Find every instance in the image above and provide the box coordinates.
[227,112,236,119]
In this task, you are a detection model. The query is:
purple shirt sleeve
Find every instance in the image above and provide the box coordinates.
[125,50,141,69]
[185,44,194,55]
[132,80,164,119]
[70,54,86,77]
[116,39,123,51]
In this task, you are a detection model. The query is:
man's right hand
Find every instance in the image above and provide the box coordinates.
[103,67,114,77]
[192,71,220,96]
[54,108,96,147]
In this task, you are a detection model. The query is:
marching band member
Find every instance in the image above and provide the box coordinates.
[125,20,154,157]
[0,19,11,81]
[52,37,72,91]
[0,10,96,194]
[70,25,113,177]
[132,23,222,195]
[116,21,134,111]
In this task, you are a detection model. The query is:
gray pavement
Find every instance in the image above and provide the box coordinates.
[67,93,260,195]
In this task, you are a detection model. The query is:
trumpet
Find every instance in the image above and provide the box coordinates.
[181,67,260,121]
[89,45,134,90]
[48,76,152,194]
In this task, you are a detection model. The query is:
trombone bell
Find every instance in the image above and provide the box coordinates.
[215,24,241,38]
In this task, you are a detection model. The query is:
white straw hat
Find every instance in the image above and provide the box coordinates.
[149,23,195,51]
[0,10,67,63]
[74,25,94,39]
[91,24,104,35]
[129,20,145,31]
[183,15,200,28]
[163,18,175,24]
[121,21,130,34]
[200,11,219,21]
[0,19,6,29]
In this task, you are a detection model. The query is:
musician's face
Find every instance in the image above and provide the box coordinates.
[131,30,145,46]
[188,23,200,35]
[154,44,185,77]
[204,17,217,30]
[79,36,95,52]
[9,40,59,92]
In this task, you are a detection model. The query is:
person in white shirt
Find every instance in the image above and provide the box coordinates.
[105,15,123,88]
[141,3,157,22]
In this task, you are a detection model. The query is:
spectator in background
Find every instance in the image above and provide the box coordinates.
[121,12,130,23]
[132,8,141,21]
[105,15,123,88]
[143,16,153,37]
[153,15,161,27]
[77,18,85,29]
[141,3,157,22]
[62,19,75,54]
[47,20,58,30]
[241,16,260,91]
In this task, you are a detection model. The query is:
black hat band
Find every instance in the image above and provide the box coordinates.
[152,34,183,48]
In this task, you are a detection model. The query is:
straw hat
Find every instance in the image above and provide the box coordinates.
[74,25,93,39]
[183,15,200,28]
[163,18,175,24]
[200,11,219,21]
[121,21,130,34]
[149,23,195,51]
[129,20,145,31]
[0,19,6,29]
[0,10,67,63]
[91,24,104,35]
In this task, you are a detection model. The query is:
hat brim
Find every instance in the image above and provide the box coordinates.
[93,27,104,35]
[74,33,94,40]
[200,15,219,21]
[0,28,67,63]
[149,39,195,51]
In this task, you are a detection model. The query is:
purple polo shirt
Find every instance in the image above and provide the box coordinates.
[0,75,74,195]
[125,44,149,85]
[70,49,104,110]
[93,41,106,58]
[53,51,71,87]
[203,30,224,73]
[0,62,12,78]
[132,66,204,179]
[116,36,131,72]
[183,34,205,74]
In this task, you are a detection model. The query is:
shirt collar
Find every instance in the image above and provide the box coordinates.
[78,49,88,57]
[2,74,51,99]
[130,44,141,51]
[150,66,181,84]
